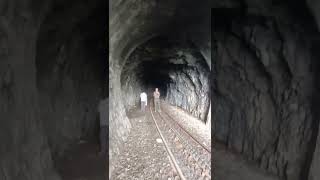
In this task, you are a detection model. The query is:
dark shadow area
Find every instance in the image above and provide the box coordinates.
[55,141,107,179]
[0,0,108,178]
[302,39,320,180]
[35,0,108,179]
[140,60,173,96]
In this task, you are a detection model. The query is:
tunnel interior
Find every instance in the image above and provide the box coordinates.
[110,0,320,179]
[2,0,320,179]
[120,34,211,122]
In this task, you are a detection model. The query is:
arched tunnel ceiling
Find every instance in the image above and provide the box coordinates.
[110,0,320,74]
[122,35,209,89]
[109,0,212,71]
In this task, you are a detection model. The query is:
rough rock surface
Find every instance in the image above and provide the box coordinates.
[166,66,210,121]
[36,1,107,156]
[0,1,57,179]
[121,63,145,110]
[0,0,106,179]
[210,1,320,180]
[212,3,320,180]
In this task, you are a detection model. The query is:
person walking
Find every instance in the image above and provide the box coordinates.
[98,97,108,156]
[140,92,147,112]
[153,88,161,112]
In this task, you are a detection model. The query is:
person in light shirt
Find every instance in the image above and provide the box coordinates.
[140,92,147,112]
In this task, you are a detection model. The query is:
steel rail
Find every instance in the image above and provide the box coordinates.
[149,106,187,180]
[160,109,211,153]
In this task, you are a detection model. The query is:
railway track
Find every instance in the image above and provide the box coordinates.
[149,106,211,180]
[149,106,186,180]
[160,109,211,153]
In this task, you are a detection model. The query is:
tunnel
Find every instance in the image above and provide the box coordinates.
[120,35,211,122]
[1,0,320,180]
[110,0,320,180]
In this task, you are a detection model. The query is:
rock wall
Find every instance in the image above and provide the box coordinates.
[121,63,144,109]
[36,2,107,155]
[307,0,320,30]
[0,1,60,179]
[0,0,106,179]
[164,41,210,121]
[212,6,320,180]
[308,17,320,180]
[306,1,320,179]
[166,68,210,121]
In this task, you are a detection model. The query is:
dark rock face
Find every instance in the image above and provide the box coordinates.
[36,1,107,156]
[0,1,58,179]
[162,40,210,121]
[212,4,320,180]
[307,0,320,30]
[121,63,144,110]
[307,1,320,180]
[0,0,106,179]
[166,66,210,121]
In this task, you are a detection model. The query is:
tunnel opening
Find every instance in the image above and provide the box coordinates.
[120,34,211,122]
[140,60,173,97]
